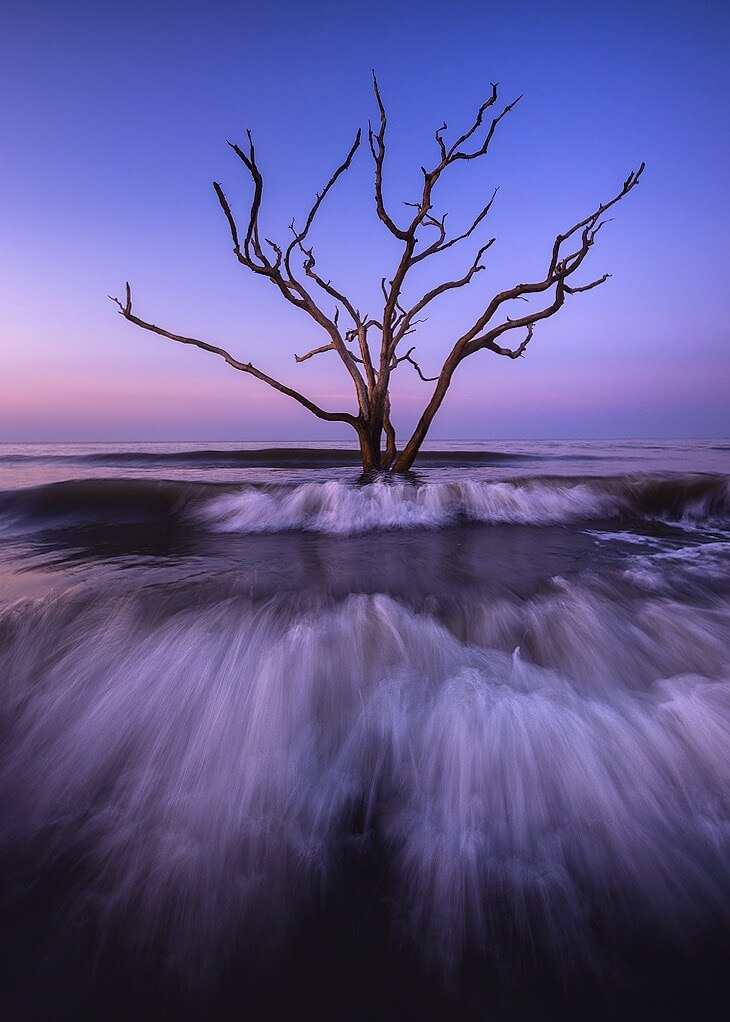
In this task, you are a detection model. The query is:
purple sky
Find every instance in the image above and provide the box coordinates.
[1,0,728,442]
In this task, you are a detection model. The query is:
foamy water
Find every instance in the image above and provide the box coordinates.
[200,474,730,534]
[201,478,623,532]
[1,440,728,1017]
[2,586,728,977]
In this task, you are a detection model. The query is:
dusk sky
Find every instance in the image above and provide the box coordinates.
[1,0,728,442]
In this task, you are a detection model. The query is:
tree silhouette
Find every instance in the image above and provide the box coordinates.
[112,77,643,473]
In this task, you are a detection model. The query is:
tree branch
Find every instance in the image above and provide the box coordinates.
[446,84,499,156]
[226,132,268,267]
[401,88,519,246]
[109,285,357,425]
[460,163,645,355]
[481,323,534,359]
[295,242,362,332]
[563,274,610,294]
[213,133,372,415]
[394,346,440,381]
[294,342,337,363]
[285,130,362,279]
[394,238,495,346]
[367,80,521,393]
[368,73,410,241]
[448,93,523,163]
[411,188,498,266]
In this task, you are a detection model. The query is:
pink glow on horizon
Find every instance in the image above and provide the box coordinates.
[1,357,726,443]
[0,2,728,442]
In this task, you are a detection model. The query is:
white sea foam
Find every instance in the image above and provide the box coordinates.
[623,541,730,592]
[585,529,671,547]
[1,586,727,977]
[201,479,623,534]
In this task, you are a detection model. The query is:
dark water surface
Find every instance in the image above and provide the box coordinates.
[1,440,729,1019]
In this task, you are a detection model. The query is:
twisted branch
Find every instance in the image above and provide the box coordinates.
[109,284,356,425]
[213,132,371,414]
[461,163,645,358]
[394,346,439,382]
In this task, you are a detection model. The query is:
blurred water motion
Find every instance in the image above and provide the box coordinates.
[0,440,728,1018]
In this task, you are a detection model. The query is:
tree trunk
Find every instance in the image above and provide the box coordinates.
[391,365,457,473]
[356,425,382,474]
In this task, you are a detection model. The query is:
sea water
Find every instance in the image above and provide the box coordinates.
[0,439,728,1018]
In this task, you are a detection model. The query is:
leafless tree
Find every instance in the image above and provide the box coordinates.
[111,77,644,473]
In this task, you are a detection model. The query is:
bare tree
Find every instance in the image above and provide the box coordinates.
[111,77,644,473]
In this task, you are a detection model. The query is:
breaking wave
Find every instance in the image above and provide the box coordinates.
[200,472,730,533]
[1,473,728,536]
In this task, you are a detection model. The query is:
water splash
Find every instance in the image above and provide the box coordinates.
[1,584,728,984]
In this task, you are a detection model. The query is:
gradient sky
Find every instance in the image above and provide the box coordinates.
[1,0,728,441]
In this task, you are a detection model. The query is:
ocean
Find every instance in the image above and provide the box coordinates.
[0,438,728,1019]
